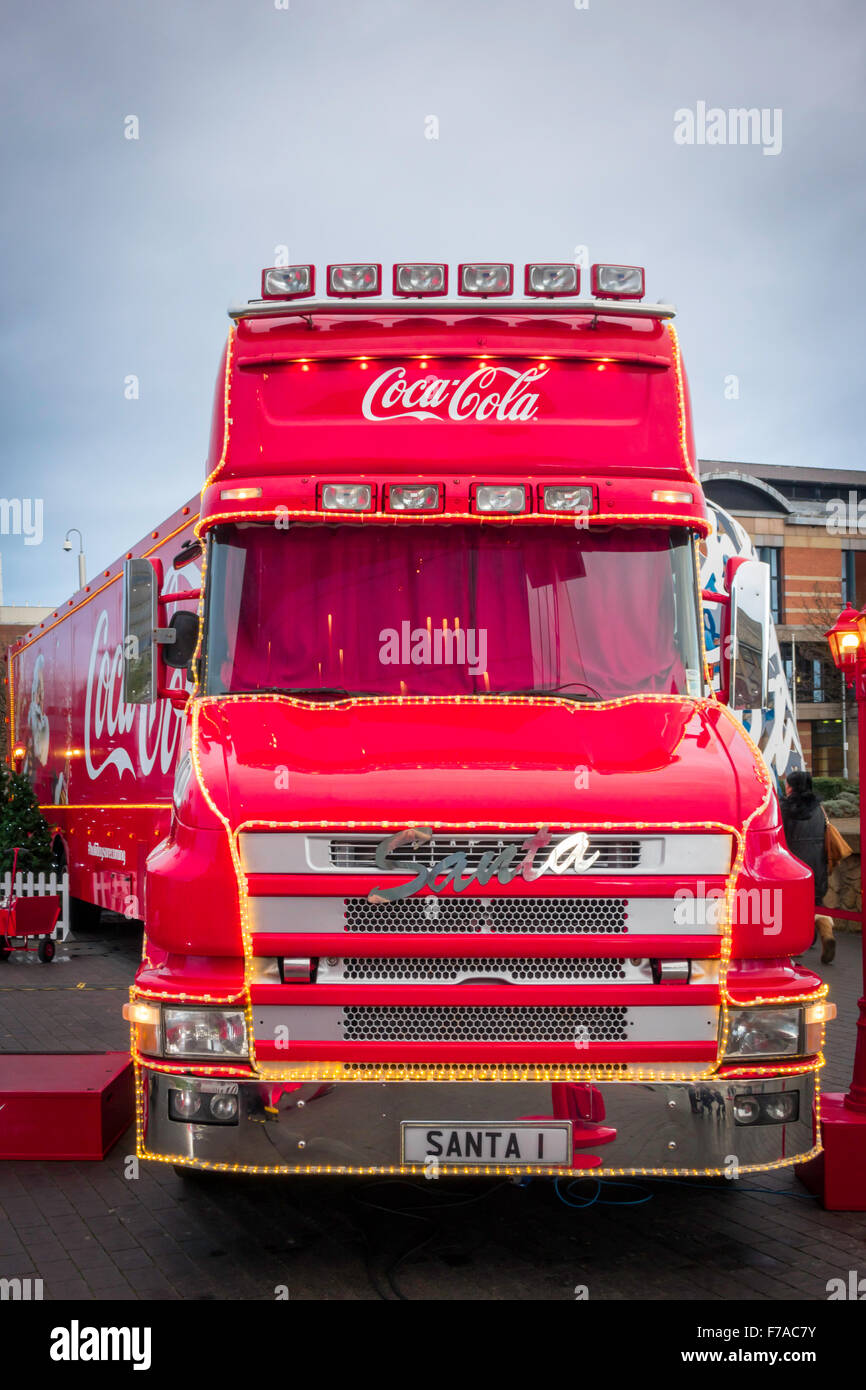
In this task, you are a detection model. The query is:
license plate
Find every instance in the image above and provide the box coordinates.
[401,1121,572,1166]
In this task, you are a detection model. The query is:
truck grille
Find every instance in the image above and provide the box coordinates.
[329,834,641,873]
[344,896,628,934]
[341,1004,629,1043]
[333,956,628,983]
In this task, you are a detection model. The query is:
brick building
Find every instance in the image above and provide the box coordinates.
[702,462,866,779]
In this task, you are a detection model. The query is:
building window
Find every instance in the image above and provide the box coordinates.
[842,550,856,607]
[758,546,782,623]
[812,660,824,703]
[811,719,844,778]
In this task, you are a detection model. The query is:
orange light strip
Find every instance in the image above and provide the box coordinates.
[203,327,236,490]
[665,321,700,486]
[195,507,711,536]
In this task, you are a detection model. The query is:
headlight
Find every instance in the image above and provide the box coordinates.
[725,1006,801,1060]
[163,1008,248,1059]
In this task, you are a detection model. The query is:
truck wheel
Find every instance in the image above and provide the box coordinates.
[0,937,11,961]
[37,938,56,963]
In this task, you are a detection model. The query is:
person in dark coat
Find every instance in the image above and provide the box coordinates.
[780,769,835,964]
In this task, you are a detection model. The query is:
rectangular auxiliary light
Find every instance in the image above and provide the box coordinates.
[261,265,315,299]
[386,484,442,512]
[540,485,594,514]
[220,487,262,501]
[525,264,580,297]
[320,483,374,512]
[590,263,645,300]
[458,263,513,296]
[473,484,527,514]
[393,263,448,296]
[652,489,694,504]
[327,263,382,297]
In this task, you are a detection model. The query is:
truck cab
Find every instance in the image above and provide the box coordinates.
[123,262,829,1177]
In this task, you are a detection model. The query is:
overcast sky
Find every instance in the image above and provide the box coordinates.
[1,0,864,605]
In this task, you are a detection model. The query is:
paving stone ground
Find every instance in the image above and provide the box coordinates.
[1,918,864,1301]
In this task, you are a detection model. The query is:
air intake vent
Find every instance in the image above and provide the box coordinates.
[343,897,628,934]
[336,956,627,983]
[341,1005,630,1043]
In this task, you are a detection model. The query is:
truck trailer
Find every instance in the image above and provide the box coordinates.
[6,260,830,1178]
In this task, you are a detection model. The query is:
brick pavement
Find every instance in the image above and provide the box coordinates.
[0,919,864,1301]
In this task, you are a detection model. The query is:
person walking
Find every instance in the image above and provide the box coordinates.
[780,769,835,965]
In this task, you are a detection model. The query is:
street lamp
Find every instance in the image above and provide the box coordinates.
[62,528,87,589]
[798,604,866,1207]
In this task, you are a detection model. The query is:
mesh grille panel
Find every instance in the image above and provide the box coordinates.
[329,835,641,872]
[339,956,627,982]
[344,897,628,934]
[341,1005,629,1043]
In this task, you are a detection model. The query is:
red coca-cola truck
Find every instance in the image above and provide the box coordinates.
[6,260,832,1177]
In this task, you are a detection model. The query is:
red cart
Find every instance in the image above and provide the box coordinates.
[0,848,61,963]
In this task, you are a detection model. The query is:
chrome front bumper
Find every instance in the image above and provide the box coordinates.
[141,1069,818,1176]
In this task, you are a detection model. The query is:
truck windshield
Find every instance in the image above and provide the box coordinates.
[203,523,703,700]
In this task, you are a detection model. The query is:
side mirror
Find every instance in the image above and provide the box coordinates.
[163,610,200,669]
[122,558,158,704]
[727,558,770,709]
[173,538,203,572]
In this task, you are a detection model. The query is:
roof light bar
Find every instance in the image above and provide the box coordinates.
[261,265,315,299]
[327,263,382,297]
[320,483,374,512]
[590,263,645,300]
[393,263,448,296]
[386,484,442,512]
[525,264,580,297]
[458,263,513,296]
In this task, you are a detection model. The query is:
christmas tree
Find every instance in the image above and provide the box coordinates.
[0,763,55,877]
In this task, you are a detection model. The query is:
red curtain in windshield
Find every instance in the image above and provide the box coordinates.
[211,524,687,698]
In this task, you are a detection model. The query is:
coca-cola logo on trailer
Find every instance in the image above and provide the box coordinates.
[84,608,186,783]
[361,364,549,423]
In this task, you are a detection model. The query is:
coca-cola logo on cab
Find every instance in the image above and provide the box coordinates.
[361,364,549,423]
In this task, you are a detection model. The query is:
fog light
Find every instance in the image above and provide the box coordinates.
[762,1092,799,1124]
[458,263,513,296]
[209,1094,239,1122]
[475,485,526,513]
[327,263,381,296]
[320,483,374,512]
[732,1095,760,1125]
[169,1089,202,1120]
[393,263,447,296]
[525,263,579,296]
[541,485,593,513]
[387,484,440,512]
[261,265,315,299]
[590,263,645,300]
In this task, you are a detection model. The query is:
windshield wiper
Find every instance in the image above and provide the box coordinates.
[494,684,602,702]
[233,686,371,701]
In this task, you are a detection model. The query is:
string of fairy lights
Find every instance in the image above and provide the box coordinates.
[14,311,820,1176]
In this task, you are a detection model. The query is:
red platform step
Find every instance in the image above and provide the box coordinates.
[0,1053,134,1160]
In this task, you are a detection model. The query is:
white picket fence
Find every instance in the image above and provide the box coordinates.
[0,870,69,942]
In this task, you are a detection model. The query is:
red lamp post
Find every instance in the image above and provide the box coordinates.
[797,605,866,1207]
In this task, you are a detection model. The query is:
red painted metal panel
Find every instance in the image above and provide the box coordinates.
[249,983,719,1007]
[253,1040,717,1063]
[250,932,722,959]
[0,1053,134,1160]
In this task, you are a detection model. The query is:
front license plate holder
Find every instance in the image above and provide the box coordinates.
[401,1120,573,1166]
